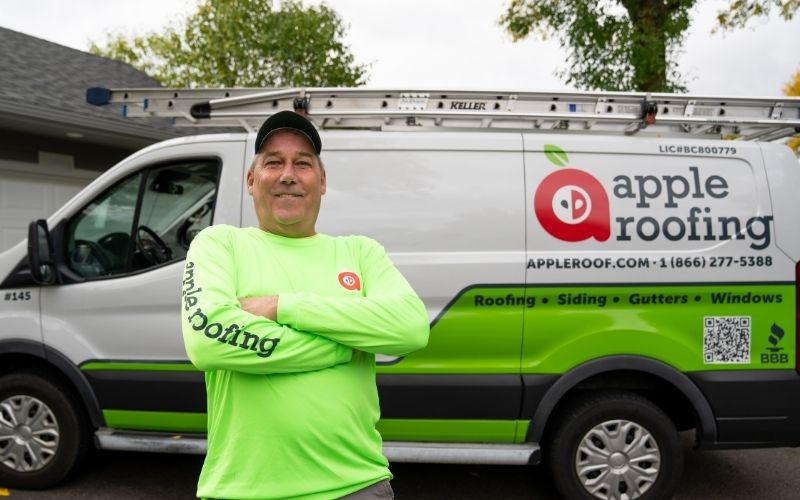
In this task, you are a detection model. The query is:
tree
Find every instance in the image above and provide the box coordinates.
[784,68,800,154]
[90,0,368,88]
[499,0,798,92]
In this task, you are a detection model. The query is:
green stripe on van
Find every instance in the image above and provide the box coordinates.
[81,362,197,372]
[103,410,207,432]
[101,410,526,443]
[514,420,531,443]
[376,419,519,443]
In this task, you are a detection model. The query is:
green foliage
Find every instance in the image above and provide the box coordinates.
[716,0,799,30]
[500,0,798,92]
[89,0,368,88]
[784,68,800,154]
[785,69,800,97]
[499,0,693,92]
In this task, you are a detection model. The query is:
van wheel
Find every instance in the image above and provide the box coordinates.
[0,371,90,489]
[545,391,683,500]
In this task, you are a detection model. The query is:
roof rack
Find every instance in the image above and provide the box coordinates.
[86,87,800,141]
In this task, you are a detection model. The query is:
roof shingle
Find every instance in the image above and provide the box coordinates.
[0,26,180,139]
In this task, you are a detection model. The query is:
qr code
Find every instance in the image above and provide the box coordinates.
[703,316,751,364]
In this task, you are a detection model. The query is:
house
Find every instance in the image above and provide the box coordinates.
[0,26,184,251]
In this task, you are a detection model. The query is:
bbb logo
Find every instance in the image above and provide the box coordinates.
[534,168,611,242]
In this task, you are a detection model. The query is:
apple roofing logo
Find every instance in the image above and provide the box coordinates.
[534,144,611,242]
[338,271,361,291]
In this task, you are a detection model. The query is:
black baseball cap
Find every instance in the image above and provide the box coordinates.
[254,110,322,155]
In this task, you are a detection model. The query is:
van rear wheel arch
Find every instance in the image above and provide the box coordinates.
[526,356,717,446]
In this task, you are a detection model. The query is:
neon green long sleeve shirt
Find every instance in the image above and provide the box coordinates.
[181,224,429,500]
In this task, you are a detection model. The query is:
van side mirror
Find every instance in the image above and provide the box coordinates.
[28,219,55,285]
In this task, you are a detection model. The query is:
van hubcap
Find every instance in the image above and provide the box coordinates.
[0,395,59,472]
[575,419,660,500]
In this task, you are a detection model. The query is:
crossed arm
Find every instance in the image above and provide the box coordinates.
[239,295,279,321]
[181,226,429,374]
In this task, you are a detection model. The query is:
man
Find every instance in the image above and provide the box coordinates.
[181,110,429,499]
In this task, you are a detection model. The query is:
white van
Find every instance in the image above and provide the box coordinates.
[1,88,799,500]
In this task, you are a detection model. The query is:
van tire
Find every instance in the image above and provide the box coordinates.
[545,391,683,500]
[0,371,91,489]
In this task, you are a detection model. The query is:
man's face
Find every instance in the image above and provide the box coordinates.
[247,130,326,238]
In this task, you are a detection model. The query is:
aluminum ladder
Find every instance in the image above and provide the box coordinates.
[87,87,800,141]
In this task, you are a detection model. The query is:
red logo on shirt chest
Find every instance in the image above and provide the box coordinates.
[338,271,361,291]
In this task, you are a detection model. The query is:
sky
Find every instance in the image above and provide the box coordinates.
[2,0,799,97]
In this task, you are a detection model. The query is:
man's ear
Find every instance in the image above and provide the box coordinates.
[246,168,254,195]
[320,166,327,195]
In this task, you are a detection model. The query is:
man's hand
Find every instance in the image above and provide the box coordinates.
[239,295,279,321]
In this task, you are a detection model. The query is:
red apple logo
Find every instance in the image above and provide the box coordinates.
[338,271,361,291]
[534,145,611,242]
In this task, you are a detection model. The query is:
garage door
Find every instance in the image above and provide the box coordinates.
[0,173,88,252]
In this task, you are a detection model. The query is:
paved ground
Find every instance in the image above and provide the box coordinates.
[3,441,799,499]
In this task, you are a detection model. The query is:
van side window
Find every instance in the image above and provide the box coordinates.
[66,160,220,278]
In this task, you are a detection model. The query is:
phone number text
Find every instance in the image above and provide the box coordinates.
[527,255,773,270]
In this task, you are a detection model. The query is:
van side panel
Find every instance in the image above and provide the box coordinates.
[520,135,800,445]
[689,370,800,445]
[761,142,800,260]
[521,136,794,369]
[308,132,527,441]
[0,288,40,345]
